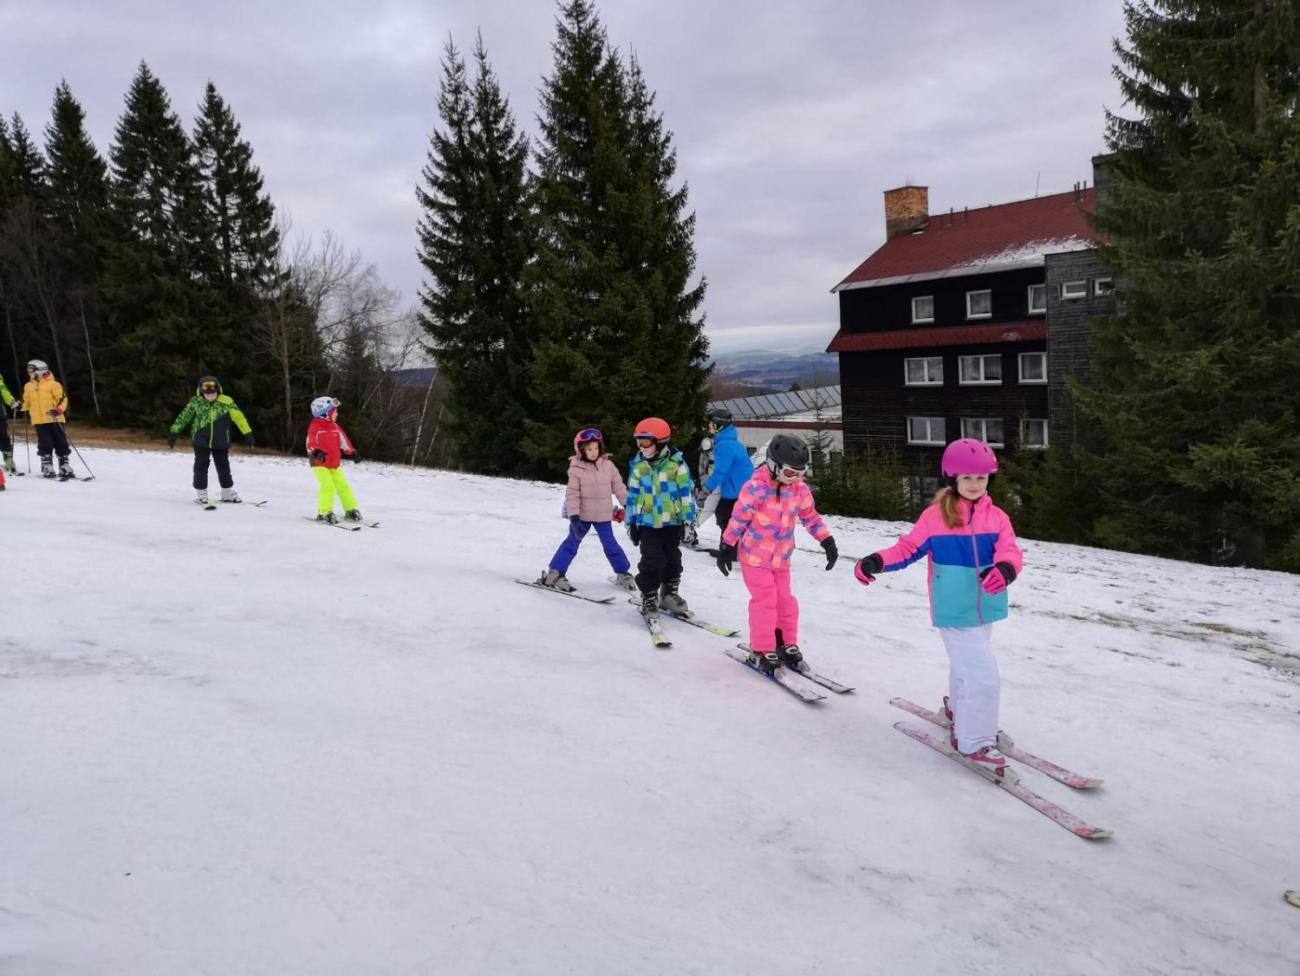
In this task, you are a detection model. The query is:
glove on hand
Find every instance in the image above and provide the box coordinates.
[348,454,360,464]
[716,542,737,577]
[627,524,641,547]
[821,537,838,571]
[854,553,883,586]
[47,408,62,419]
[167,432,177,449]
[10,402,21,416]
[310,449,327,464]
[612,507,625,523]
[979,562,1017,595]
[244,433,255,448]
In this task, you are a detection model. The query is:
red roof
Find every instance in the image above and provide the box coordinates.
[836,188,1097,289]
[827,321,1045,353]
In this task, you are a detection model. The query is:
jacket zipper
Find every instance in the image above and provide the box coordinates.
[968,498,984,625]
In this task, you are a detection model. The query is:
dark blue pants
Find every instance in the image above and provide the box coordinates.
[549,519,631,575]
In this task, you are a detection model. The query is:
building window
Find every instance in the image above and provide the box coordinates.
[1018,351,1046,384]
[911,295,934,324]
[961,417,1005,448]
[1022,418,1049,449]
[1094,277,1114,296]
[907,417,946,445]
[966,289,992,319]
[959,354,1002,385]
[1061,280,1087,300]
[904,357,943,386]
[1027,283,1047,315]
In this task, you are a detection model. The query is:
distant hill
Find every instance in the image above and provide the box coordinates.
[709,350,838,391]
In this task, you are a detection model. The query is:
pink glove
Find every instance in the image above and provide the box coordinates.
[979,566,1008,594]
[854,554,882,586]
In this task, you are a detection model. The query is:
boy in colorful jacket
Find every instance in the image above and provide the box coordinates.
[625,417,696,618]
[715,433,838,674]
[21,359,73,479]
[0,372,18,474]
[854,438,1024,777]
[306,395,362,524]
[168,375,254,505]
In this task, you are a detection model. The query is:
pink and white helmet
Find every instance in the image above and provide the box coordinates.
[941,438,998,478]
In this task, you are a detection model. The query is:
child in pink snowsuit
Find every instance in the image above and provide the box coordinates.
[715,434,837,673]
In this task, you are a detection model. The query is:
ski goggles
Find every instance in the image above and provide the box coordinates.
[778,465,807,480]
[635,436,658,448]
[576,428,603,443]
[200,382,219,394]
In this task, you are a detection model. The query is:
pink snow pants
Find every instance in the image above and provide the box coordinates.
[740,562,799,652]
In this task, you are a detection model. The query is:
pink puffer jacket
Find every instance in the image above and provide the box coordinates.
[565,454,628,523]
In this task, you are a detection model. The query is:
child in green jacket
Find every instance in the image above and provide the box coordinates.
[168,375,254,505]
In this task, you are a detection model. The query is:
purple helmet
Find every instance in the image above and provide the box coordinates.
[941,438,998,478]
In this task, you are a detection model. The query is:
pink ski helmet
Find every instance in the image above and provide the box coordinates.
[941,438,998,478]
[573,427,603,454]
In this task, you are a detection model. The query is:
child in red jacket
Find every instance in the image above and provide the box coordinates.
[306,396,362,524]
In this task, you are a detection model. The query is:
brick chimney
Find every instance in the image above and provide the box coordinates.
[884,184,929,239]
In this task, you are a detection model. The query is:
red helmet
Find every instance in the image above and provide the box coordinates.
[941,438,998,478]
[634,417,671,442]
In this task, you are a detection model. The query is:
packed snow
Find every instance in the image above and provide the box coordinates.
[3,446,1298,975]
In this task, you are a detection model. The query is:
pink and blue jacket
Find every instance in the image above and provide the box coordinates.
[873,493,1023,628]
[721,467,831,572]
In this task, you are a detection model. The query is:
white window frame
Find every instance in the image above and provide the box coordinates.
[911,295,935,324]
[904,356,943,386]
[965,289,992,320]
[1027,283,1047,315]
[958,354,1002,385]
[1093,276,1114,296]
[961,417,1005,448]
[1021,418,1049,450]
[906,416,946,446]
[1018,351,1047,384]
[1061,280,1087,300]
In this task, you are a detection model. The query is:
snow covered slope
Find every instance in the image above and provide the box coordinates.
[3,447,1298,975]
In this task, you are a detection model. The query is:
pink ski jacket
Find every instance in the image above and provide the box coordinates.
[721,467,830,571]
[872,493,1023,628]
[565,453,628,523]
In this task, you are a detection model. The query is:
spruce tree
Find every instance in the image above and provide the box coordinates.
[417,37,535,476]
[1082,0,1300,570]
[101,62,216,426]
[44,81,111,413]
[528,0,708,475]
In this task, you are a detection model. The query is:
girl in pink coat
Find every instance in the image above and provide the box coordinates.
[715,434,838,673]
[854,438,1023,776]
[538,428,634,593]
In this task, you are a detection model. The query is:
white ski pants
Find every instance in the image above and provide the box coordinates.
[938,624,1000,753]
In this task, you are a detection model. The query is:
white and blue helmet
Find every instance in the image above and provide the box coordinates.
[310,395,340,419]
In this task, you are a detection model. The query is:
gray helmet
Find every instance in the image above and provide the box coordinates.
[707,407,732,425]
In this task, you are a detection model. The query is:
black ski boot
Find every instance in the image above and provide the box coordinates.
[58,457,74,481]
[639,589,660,619]
[776,643,804,671]
[40,456,55,479]
[750,648,781,674]
[659,578,689,616]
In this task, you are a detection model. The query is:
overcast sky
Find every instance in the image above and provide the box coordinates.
[1,1,1128,356]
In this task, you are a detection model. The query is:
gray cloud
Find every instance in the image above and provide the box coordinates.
[1,0,1127,355]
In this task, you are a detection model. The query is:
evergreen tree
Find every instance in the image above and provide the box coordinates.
[417,36,535,476]
[528,0,708,474]
[5,114,46,203]
[43,81,111,414]
[1082,0,1300,570]
[100,62,217,426]
[193,82,279,292]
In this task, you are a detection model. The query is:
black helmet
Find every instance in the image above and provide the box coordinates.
[766,433,810,472]
[707,407,732,425]
[197,375,222,395]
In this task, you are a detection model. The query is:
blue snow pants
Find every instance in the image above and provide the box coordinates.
[549,519,631,575]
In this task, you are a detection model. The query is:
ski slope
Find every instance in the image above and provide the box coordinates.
[3,446,1298,975]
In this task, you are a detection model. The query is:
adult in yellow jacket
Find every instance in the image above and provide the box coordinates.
[21,359,73,479]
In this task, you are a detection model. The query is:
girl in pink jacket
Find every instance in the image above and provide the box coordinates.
[538,428,633,593]
[715,434,838,674]
[854,438,1023,776]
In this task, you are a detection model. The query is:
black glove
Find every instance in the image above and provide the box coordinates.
[821,536,838,571]
[716,542,737,577]
[244,432,255,448]
[310,449,327,464]
[857,554,883,576]
[627,524,642,547]
[348,454,360,464]
[166,432,177,449]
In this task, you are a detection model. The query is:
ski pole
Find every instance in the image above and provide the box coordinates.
[22,411,31,474]
[61,428,95,482]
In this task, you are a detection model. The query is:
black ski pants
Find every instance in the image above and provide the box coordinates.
[193,446,233,490]
[0,412,10,454]
[35,423,69,459]
[635,524,684,596]
[714,497,737,532]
